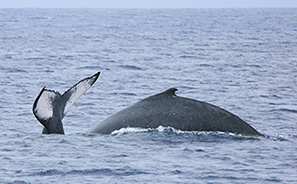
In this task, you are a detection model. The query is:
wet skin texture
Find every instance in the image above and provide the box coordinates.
[88,88,261,136]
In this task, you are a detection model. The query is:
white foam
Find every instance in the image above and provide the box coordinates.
[111,126,189,135]
[111,127,149,135]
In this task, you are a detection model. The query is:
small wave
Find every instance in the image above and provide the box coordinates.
[67,168,113,176]
[0,67,28,73]
[171,170,183,174]
[119,92,137,96]
[30,167,147,177]
[29,16,51,20]
[263,133,294,142]
[35,169,64,176]
[277,108,297,114]
[7,180,29,184]
[118,65,143,70]
[180,55,197,58]
[199,63,213,67]
[270,104,297,114]
[246,64,262,68]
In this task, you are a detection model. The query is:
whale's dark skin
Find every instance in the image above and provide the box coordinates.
[88,88,261,136]
[33,72,261,136]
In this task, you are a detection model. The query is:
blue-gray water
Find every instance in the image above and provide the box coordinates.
[1,8,297,183]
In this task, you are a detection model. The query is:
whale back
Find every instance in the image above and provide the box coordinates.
[88,88,261,136]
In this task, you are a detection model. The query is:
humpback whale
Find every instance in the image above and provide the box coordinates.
[33,72,261,136]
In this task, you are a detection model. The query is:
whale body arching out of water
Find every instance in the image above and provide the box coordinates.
[33,72,261,136]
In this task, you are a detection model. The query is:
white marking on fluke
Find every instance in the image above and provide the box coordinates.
[33,88,58,119]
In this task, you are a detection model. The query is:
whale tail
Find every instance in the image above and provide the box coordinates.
[33,72,100,134]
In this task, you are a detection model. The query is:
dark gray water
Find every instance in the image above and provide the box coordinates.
[0,8,297,183]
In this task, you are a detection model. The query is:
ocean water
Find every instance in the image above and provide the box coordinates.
[0,8,297,183]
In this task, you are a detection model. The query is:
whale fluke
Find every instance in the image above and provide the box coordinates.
[33,72,100,134]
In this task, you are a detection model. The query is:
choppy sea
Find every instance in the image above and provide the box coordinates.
[0,8,297,183]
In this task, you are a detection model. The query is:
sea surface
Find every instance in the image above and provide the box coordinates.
[0,8,297,183]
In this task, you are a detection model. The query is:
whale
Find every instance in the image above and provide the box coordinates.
[33,72,261,136]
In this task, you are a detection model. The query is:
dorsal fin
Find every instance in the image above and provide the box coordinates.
[32,71,100,134]
[162,88,178,96]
